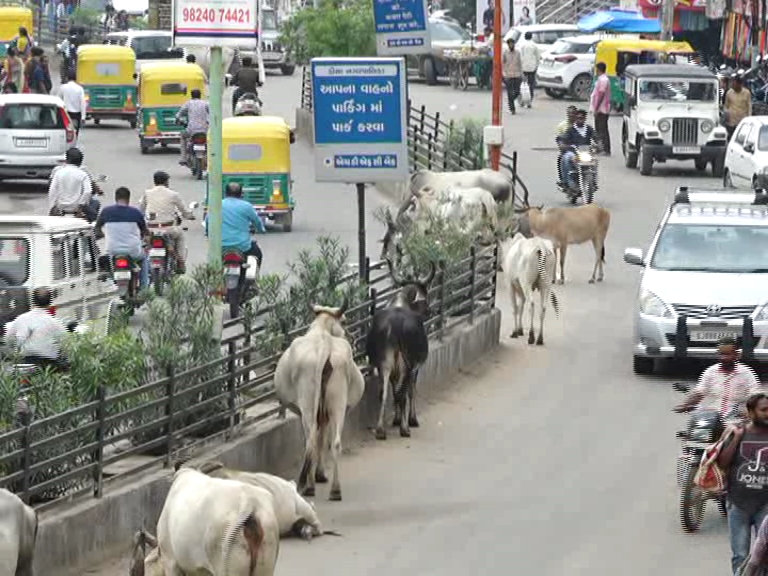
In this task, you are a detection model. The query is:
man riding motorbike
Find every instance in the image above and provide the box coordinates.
[48,147,101,222]
[218,182,266,279]
[175,88,209,168]
[556,105,577,187]
[230,56,261,115]
[557,108,596,192]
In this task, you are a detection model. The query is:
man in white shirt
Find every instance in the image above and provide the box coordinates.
[57,70,87,138]
[674,336,762,420]
[48,147,99,222]
[518,31,541,108]
[4,288,67,370]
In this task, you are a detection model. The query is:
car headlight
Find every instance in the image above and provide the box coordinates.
[701,120,714,133]
[658,120,671,132]
[639,289,673,318]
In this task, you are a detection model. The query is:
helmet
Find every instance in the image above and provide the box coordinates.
[234,93,261,116]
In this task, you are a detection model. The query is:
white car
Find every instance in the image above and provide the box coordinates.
[723,116,768,189]
[536,34,600,101]
[503,24,579,53]
[0,94,76,181]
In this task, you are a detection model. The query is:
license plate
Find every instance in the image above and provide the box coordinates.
[113,270,131,280]
[263,53,280,60]
[673,146,700,154]
[193,145,206,151]
[225,266,240,275]
[15,138,46,148]
[149,248,166,257]
[690,331,733,341]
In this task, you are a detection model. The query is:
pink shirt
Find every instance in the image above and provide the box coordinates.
[591,74,611,115]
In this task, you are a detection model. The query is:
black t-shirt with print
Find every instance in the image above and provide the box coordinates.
[728,429,768,515]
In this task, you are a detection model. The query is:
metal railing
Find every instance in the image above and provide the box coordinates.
[536,0,619,24]
[0,246,498,510]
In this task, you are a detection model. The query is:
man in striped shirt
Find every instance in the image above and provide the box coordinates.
[175,88,209,167]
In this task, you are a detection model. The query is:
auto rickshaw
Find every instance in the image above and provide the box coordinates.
[0,6,32,59]
[136,62,206,154]
[205,116,296,232]
[594,39,695,110]
[76,44,137,128]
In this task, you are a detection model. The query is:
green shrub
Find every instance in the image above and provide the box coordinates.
[445,117,487,170]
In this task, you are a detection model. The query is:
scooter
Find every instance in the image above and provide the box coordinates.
[110,254,142,313]
[147,202,198,295]
[234,92,263,117]
[222,246,260,319]
[188,133,207,180]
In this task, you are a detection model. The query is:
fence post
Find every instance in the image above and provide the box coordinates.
[437,260,446,341]
[227,341,238,435]
[491,243,499,304]
[369,287,377,316]
[164,368,176,468]
[92,385,106,498]
[364,256,371,285]
[426,132,434,170]
[469,247,477,324]
[17,406,31,505]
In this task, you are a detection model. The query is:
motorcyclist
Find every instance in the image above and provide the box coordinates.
[57,32,79,80]
[231,56,261,115]
[555,105,577,187]
[217,182,266,280]
[557,108,596,192]
[48,147,101,222]
[673,336,762,422]
[175,88,209,167]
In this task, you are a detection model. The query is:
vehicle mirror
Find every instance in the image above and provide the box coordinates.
[745,142,755,153]
[623,247,644,266]
[628,96,637,108]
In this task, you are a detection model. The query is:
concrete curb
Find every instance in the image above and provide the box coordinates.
[295,107,314,145]
[39,308,501,576]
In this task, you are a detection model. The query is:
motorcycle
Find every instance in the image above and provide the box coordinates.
[558,145,598,204]
[673,382,732,533]
[110,254,142,313]
[147,202,198,296]
[234,92,263,117]
[188,132,207,180]
[222,248,260,319]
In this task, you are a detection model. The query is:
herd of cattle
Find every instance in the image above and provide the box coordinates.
[0,167,613,576]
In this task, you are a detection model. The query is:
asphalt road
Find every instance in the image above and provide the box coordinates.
[39,77,737,575]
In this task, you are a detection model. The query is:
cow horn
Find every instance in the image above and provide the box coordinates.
[420,262,436,285]
[386,258,405,286]
[337,297,349,318]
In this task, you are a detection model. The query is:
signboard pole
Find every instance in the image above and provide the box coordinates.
[490,0,503,170]
[356,183,366,279]
[207,47,224,265]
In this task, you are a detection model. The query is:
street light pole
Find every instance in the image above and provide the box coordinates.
[660,0,675,41]
[490,0,503,170]
[207,47,223,265]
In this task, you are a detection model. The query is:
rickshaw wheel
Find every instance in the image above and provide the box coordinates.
[458,63,469,91]
[129,119,137,129]
[139,138,149,154]
[93,118,101,125]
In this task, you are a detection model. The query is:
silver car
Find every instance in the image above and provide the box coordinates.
[0,94,75,181]
[624,188,768,374]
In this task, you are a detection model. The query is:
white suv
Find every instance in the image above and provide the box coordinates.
[0,94,76,181]
[536,34,600,101]
[503,24,579,53]
[724,116,768,189]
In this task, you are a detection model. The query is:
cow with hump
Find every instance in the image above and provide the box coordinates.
[274,300,365,501]
[149,467,280,576]
[0,487,38,576]
[366,259,435,440]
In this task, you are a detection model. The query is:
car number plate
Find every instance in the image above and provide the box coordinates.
[15,138,45,148]
[225,266,240,275]
[193,145,206,152]
[149,248,166,257]
[673,146,700,154]
[690,331,733,341]
[113,270,131,280]
[263,53,280,60]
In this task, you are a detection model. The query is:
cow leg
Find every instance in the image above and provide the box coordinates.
[527,295,536,345]
[536,291,546,346]
[375,361,391,440]
[558,244,567,284]
[509,284,523,337]
[398,379,411,438]
[408,368,419,428]
[298,415,319,497]
[392,375,402,427]
[315,423,328,484]
[595,237,606,282]
[329,414,344,501]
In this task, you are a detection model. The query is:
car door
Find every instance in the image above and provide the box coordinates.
[728,121,752,187]
[742,122,760,184]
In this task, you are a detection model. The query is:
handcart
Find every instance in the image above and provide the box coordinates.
[444,49,492,91]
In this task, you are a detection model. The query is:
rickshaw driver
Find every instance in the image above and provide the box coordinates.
[220,182,266,273]
[175,88,209,167]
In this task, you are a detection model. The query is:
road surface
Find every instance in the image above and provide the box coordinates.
[23,76,734,575]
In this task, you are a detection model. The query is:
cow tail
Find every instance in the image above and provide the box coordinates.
[221,511,263,576]
[537,248,559,316]
[601,244,605,263]
[550,291,560,316]
[298,337,332,490]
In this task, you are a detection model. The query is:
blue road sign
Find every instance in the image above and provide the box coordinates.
[311,57,409,183]
[372,0,431,56]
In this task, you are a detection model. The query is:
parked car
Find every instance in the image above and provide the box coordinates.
[624,188,768,375]
[503,23,579,53]
[536,34,600,101]
[723,116,768,189]
[237,7,295,76]
[407,16,487,85]
[0,94,76,181]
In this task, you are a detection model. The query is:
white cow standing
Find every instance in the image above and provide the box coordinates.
[156,468,280,576]
[501,232,560,345]
[274,302,365,501]
[0,488,37,576]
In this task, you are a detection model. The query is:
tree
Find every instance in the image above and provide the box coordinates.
[280,0,377,65]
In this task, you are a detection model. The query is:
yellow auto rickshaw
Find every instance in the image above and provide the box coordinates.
[0,6,32,59]
[594,39,695,109]
[205,116,296,232]
[136,62,206,154]
[76,44,137,128]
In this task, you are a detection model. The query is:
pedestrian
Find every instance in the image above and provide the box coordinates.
[57,70,87,138]
[518,31,540,107]
[39,50,53,94]
[4,46,24,92]
[718,393,768,575]
[502,38,522,114]
[739,514,768,575]
[12,26,34,61]
[591,62,611,155]
[23,47,44,94]
[725,75,752,140]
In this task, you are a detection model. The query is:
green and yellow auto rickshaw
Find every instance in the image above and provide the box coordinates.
[0,6,32,59]
[76,44,137,127]
[204,116,296,232]
[136,62,206,154]
[594,38,695,110]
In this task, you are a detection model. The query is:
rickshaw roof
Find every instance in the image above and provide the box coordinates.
[624,64,716,79]
[77,44,136,61]
[596,39,693,53]
[0,7,33,16]
[0,216,91,234]
[139,62,206,81]
[223,116,291,139]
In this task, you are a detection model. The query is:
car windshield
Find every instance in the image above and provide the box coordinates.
[132,36,183,59]
[651,223,768,273]
[638,79,717,102]
[549,39,593,54]
[0,104,63,130]
[0,238,29,286]
[758,126,768,151]
[430,20,470,42]
[263,11,278,30]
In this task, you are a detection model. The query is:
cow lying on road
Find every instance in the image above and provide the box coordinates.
[0,488,38,576]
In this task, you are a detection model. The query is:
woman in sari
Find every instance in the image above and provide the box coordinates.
[4,46,24,92]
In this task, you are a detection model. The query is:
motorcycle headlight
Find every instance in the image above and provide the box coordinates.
[658,120,671,132]
[701,120,714,133]
[578,152,593,163]
[638,289,673,318]
[689,427,713,442]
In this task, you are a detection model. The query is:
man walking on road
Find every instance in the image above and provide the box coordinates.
[502,38,522,114]
[725,75,752,140]
[57,70,87,139]
[590,62,611,155]
[518,31,540,107]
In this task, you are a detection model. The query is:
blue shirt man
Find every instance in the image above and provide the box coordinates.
[216,183,266,260]
[95,186,150,288]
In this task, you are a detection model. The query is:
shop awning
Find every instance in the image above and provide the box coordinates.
[577,8,662,33]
